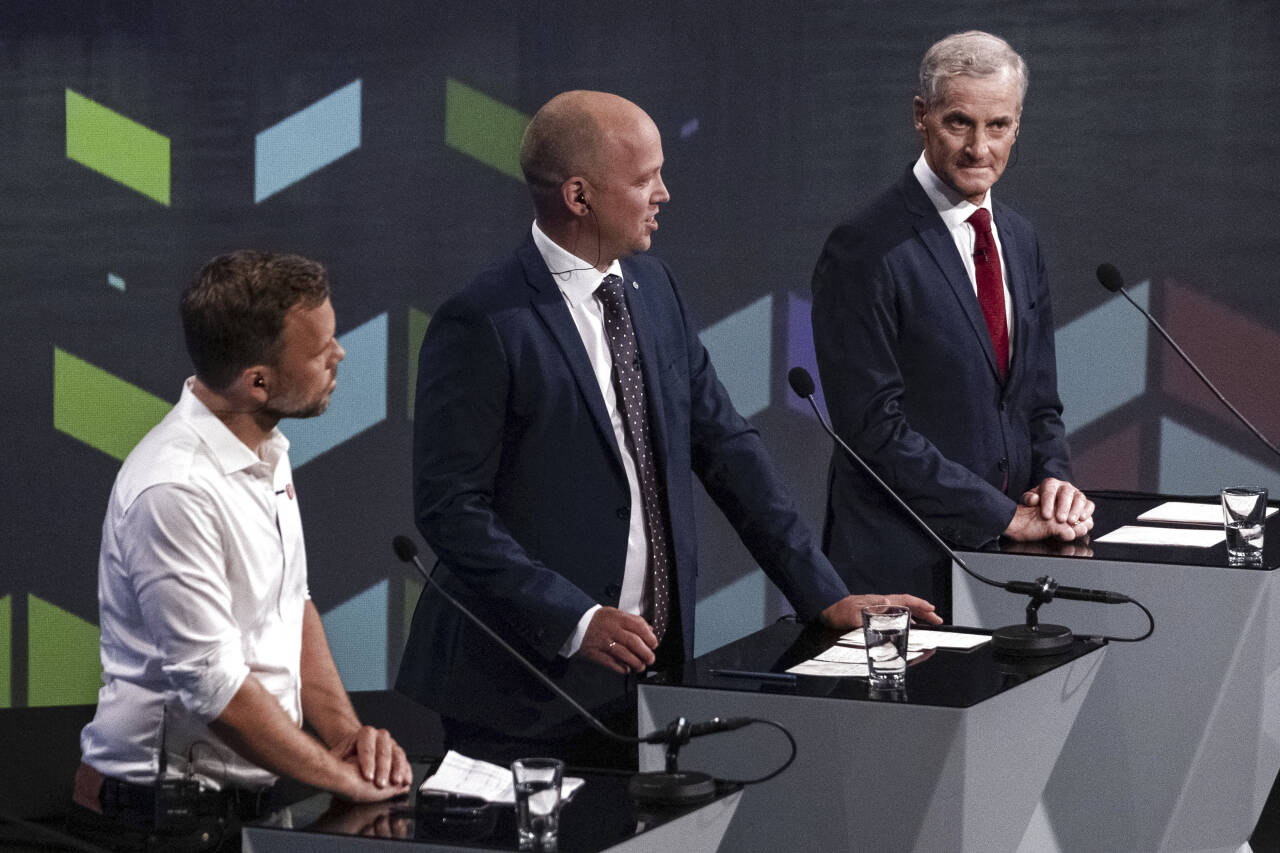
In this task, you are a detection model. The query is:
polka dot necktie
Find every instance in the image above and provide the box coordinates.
[968,208,1008,378]
[596,274,673,643]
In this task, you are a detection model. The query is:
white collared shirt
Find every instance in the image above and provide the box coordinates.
[81,378,309,789]
[912,153,1015,348]
[531,222,649,656]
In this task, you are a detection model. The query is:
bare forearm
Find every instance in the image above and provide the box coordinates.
[209,675,363,799]
[300,600,362,747]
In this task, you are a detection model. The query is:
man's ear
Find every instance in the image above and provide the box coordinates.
[561,178,591,216]
[912,96,928,135]
[237,365,273,403]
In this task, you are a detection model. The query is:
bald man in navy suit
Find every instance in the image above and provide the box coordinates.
[397,90,939,768]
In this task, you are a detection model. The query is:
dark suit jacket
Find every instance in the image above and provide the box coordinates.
[397,236,848,738]
[811,167,1072,608]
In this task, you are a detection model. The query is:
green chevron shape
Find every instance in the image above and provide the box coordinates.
[54,347,172,461]
[65,89,171,205]
[28,594,102,707]
[407,307,432,419]
[444,79,528,180]
[0,595,10,709]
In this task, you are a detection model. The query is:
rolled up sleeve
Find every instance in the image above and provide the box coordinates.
[124,484,250,722]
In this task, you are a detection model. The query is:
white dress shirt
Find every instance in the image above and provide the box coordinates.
[531,221,651,656]
[80,378,309,789]
[912,153,1015,348]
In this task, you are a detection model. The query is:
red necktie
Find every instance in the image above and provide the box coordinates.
[968,208,1008,378]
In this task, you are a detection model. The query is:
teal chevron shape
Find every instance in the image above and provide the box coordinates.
[699,294,773,419]
[255,79,362,203]
[1057,281,1151,434]
[694,571,766,657]
[1158,417,1280,496]
[282,312,387,466]
[320,580,387,692]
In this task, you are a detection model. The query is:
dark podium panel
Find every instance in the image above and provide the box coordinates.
[242,763,740,853]
[953,493,1280,853]
[638,621,1104,853]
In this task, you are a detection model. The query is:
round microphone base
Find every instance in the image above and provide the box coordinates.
[628,770,717,806]
[992,623,1074,656]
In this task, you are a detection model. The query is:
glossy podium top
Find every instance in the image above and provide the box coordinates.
[649,620,1101,710]
[980,492,1280,570]
[246,762,738,852]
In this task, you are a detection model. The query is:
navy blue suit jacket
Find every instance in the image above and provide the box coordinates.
[397,236,848,738]
[811,168,1072,607]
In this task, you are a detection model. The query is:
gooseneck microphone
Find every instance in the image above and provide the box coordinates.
[391,535,760,804]
[787,367,1142,655]
[1097,263,1280,460]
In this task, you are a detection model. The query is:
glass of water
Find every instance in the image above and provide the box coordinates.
[511,757,564,850]
[1222,487,1267,565]
[862,603,911,689]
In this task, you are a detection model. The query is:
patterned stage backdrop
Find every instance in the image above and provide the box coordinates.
[2,1,1278,707]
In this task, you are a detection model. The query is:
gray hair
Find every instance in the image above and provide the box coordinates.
[918,31,1028,108]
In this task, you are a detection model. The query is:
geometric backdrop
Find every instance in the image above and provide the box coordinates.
[4,1,1280,709]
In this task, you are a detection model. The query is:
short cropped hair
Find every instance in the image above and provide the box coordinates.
[519,93,606,216]
[919,31,1028,108]
[180,251,330,391]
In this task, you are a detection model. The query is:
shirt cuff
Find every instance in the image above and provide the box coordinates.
[559,605,601,658]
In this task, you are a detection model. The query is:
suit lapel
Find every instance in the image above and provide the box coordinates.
[992,201,1033,385]
[518,240,624,473]
[903,171,1005,383]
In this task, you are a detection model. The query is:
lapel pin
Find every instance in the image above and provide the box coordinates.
[631,281,639,290]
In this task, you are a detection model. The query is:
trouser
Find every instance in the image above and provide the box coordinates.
[66,763,278,853]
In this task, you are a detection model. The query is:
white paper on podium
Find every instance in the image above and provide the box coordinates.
[836,628,991,651]
[419,750,585,804]
[1137,500,1278,526]
[1094,524,1226,547]
[787,645,926,677]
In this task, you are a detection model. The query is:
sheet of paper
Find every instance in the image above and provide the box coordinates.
[419,750,585,804]
[837,628,990,651]
[788,647,925,677]
[1094,525,1225,547]
[1137,500,1277,526]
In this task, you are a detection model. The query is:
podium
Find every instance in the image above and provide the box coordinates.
[637,621,1103,853]
[953,493,1280,853]
[242,762,740,852]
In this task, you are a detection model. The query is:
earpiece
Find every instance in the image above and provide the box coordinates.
[254,375,265,388]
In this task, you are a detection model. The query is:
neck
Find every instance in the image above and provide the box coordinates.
[536,217,615,273]
[190,379,278,453]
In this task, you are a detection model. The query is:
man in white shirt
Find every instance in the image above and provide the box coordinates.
[71,251,412,851]
[811,31,1095,620]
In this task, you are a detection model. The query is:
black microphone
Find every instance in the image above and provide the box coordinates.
[392,535,727,804]
[787,367,1132,655]
[1097,263,1280,459]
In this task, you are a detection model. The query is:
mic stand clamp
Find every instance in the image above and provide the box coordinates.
[628,717,717,807]
[992,576,1075,656]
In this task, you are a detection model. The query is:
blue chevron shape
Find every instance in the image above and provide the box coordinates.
[284,312,386,467]
[694,571,766,657]
[254,79,361,203]
[320,580,387,692]
[1057,280,1151,434]
[1158,417,1280,496]
[699,294,773,419]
